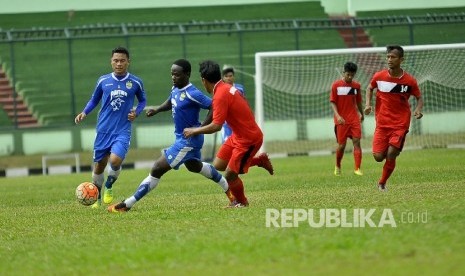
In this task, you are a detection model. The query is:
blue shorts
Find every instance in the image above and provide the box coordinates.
[164,140,202,170]
[93,132,131,162]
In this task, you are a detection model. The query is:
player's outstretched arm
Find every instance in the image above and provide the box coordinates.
[146,99,171,117]
[184,123,222,138]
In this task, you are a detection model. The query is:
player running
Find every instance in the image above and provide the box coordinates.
[221,66,245,143]
[75,46,146,208]
[365,45,424,191]
[183,60,274,208]
[108,59,231,212]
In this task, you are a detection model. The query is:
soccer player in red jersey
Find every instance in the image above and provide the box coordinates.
[364,45,424,191]
[330,62,364,176]
[183,60,274,207]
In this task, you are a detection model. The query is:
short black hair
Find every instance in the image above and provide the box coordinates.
[386,45,404,58]
[173,59,192,74]
[199,60,221,83]
[222,67,235,76]
[112,46,130,59]
[343,62,358,73]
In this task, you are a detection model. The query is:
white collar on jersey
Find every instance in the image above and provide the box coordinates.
[173,83,192,91]
[111,72,130,81]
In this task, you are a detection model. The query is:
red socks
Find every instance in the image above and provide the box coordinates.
[250,157,260,167]
[353,147,362,170]
[379,158,396,184]
[228,178,248,204]
[336,148,344,168]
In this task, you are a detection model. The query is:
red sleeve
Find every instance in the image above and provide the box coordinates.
[370,71,381,88]
[329,80,338,103]
[410,77,421,98]
[212,88,228,126]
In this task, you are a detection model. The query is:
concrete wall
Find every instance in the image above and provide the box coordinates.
[1,111,464,157]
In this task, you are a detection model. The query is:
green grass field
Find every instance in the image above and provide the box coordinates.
[1,148,464,275]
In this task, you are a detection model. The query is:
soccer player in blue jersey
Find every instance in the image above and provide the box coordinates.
[221,67,245,143]
[75,46,146,208]
[108,59,231,212]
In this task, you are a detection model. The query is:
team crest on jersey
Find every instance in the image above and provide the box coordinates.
[180,92,186,101]
[126,81,133,89]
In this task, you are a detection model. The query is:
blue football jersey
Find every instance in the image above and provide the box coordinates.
[83,72,146,134]
[169,83,212,148]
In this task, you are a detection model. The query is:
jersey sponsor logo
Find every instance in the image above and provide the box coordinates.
[110,89,127,111]
[126,81,133,89]
[111,89,128,99]
[336,87,357,95]
[377,81,410,93]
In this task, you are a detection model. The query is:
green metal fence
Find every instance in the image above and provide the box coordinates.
[0,13,464,130]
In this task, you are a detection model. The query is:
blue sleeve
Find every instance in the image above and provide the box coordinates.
[134,81,147,116]
[235,83,245,95]
[83,81,103,115]
[194,91,212,109]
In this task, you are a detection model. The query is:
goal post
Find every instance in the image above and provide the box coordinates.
[255,43,465,156]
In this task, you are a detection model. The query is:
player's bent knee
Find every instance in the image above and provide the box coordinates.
[373,154,385,162]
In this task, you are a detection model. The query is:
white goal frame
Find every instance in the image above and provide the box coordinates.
[255,43,465,156]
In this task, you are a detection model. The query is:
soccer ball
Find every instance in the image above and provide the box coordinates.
[75,182,99,206]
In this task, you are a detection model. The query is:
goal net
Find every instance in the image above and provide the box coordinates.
[254,43,465,157]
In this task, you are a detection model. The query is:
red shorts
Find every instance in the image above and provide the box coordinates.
[372,127,409,154]
[334,122,361,144]
[216,135,263,174]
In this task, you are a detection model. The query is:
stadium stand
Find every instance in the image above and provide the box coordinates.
[0,4,464,128]
[0,1,336,128]
[357,8,465,46]
[0,68,38,127]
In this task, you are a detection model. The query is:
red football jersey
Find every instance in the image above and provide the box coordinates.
[370,69,421,129]
[212,81,263,144]
[330,79,362,125]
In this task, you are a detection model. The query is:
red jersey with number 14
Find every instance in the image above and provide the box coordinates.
[370,69,421,129]
[212,81,263,144]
